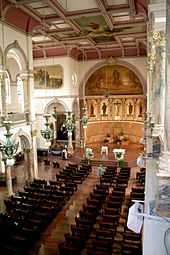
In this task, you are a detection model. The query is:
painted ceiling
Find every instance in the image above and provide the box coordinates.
[1,0,147,60]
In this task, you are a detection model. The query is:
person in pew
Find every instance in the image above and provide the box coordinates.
[62,145,68,160]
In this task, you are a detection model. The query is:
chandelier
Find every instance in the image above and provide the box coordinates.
[41,114,54,144]
[81,107,88,128]
[61,112,75,134]
[0,120,19,166]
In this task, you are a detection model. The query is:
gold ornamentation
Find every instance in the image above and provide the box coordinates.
[31,129,37,137]
[147,53,156,71]
[151,31,165,44]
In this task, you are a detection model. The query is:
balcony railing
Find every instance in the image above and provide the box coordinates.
[0,112,30,125]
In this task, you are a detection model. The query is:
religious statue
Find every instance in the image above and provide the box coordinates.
[127,102,133,115]
[90,103,95,117]
[102,102,107,116]
[114,101,121,116]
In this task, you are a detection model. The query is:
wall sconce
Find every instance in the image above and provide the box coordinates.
[41,114,54,146]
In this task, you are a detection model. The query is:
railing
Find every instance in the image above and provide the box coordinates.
[0,112,30,125]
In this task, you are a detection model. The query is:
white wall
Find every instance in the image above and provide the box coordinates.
[0,22,31,67]
[33,56,146,114]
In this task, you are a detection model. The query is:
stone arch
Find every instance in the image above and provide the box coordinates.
[13,129,32,151]
[4,40,27,72]
[79,59,146,97]
[44,98,69,114]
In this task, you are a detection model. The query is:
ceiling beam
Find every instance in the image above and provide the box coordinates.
[95,0,114,30]
[129,0,136,16]
[7,0,42,23]
[18,5,42,23]
[135,39,140,56]
[8,0,40,4]
[46,0,80,33]
[115,36,125,57]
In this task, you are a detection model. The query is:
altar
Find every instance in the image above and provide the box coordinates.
[113,149,126,161]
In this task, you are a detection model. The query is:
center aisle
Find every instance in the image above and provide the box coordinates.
[30,166,100,255]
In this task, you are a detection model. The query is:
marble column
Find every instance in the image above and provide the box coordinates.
[0,153,5,174]
[0,72,7,116]
[165,0,170,150]
[75,98,81,148]
[24,149,34,181]
[143,2,167,255]
[67,131,73,154]
[6,165,13,196]
[31,129,38,179]
[83,126,87,153]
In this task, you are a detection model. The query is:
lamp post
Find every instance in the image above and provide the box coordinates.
[0,120,19,196]
[52,107,58,141]
[81,107,88,155]
[41,114,54,144]
[61,112,75,154]
[41,114,54,160]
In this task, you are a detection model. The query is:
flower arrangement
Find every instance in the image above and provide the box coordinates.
[103,133,111,143]
[114,131,128,145]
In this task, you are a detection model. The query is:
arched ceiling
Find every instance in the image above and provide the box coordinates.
[1,0,147,60]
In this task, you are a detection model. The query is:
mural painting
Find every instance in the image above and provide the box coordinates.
[34,65,63,89]
[85,65,143,96]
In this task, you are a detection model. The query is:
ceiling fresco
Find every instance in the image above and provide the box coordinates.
[85,65,143,96]
[2,0,147,60]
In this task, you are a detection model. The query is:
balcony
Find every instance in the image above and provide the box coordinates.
[0,112,30,125]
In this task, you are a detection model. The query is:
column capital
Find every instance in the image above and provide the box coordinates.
[19,70,34,80]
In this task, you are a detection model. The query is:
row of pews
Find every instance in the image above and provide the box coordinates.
[0,162,92,255]
[58,166,131,255]
[58,165,145,255]
[121,168,145,255]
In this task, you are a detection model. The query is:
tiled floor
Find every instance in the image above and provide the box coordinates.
[0,144,141,255]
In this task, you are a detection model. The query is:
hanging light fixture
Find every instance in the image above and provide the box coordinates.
[61,112,75,134]
[41,114,54,146]
[81,107,88,128]
[0,120,19,166]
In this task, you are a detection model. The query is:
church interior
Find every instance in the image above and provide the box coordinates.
[0,0,169,255]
